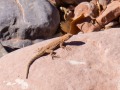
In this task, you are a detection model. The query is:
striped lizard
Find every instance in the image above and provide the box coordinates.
[26,33,73,79]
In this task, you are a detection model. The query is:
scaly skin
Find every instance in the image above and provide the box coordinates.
[26,33,73,79]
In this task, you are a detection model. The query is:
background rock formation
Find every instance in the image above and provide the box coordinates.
[0,0,60,49]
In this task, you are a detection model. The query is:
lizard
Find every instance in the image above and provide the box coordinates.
[26,33,73,79]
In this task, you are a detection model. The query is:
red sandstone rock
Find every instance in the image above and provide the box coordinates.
[54,0,91,5]
[74,1,120,33]
[77,22,100,33]
[69,1,99,34]
[98,0,110,9]
[96,1,120,26]
[73,1,98,19]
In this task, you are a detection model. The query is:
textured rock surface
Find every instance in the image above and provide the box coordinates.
[70,1,99,34]
[1,39,32,52]
[0,28,120,90]
[96,1,120,26]
[0,43,8,57]
[54,0,91,5]
[0,0,60,49]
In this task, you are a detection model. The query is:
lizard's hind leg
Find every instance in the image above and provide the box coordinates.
[45,49,59,60]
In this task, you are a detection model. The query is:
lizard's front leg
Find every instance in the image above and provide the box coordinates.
[60,42,71,51]
[60,42,65,49]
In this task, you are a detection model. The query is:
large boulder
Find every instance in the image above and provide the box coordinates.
[0,28,120,90]
[0,0,60,49]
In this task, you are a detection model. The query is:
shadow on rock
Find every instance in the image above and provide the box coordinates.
[65,41,85,46]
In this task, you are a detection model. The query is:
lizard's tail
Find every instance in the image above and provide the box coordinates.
[26,61,33,79]
[26,55,40,79]
[26,64,30,79]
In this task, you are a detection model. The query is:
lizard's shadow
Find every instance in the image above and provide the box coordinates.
[64,41,85,46]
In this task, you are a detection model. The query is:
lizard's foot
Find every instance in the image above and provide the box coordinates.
[51,52,60,60]
[52,55,60,60]
[45,50,60,60]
